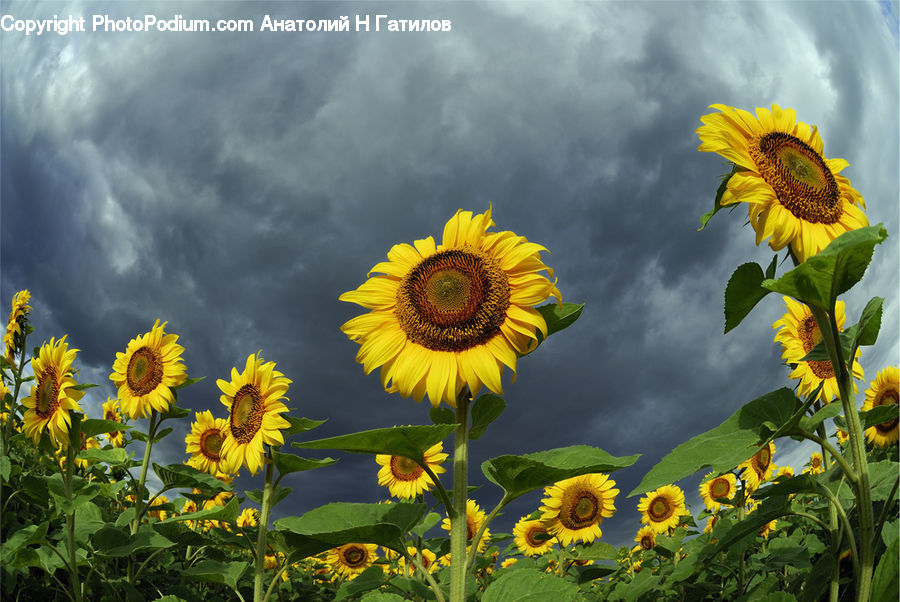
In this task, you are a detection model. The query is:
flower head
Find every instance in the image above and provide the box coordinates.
[326,543,378,580]
[637,485,689,534]
[862,366,899,447]
[441,499,491,553]
[804,452,825,475]
[539,473,618,545]
[513,516,555,556]
[739,442,777,491]
[376,442,447,499]
[4,290,31,365]
[185,410,229,474]
[22,336,84,446]
[699,472,737,512]
[340,208,561,407]
[101,397,125,447]
[634,526,657,551]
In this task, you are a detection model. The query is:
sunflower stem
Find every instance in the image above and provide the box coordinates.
[815,420,843,602]
[2,330,28,452]
[465,494,507,576]
[254,453,275,602]
[449,390,470,602]
[64,419,83,602]
[131,411,158,535]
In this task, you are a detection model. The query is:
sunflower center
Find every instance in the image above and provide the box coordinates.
[640,535,654,550]
[390,455,423,481]
[811,456,822,468]
[754,446,772,474]
[342,546,367,568]
[798,316,835,379]
[36,367,60,418]
[559,487,601,530]
[648,497,674,522]
[126,347,164,396]
[200,429,224,460]
[230,384,263,443]
[710,478,731,499]
[525,524,549,548]
[396,249,510,352]
[750,132,842,224]
[874,389,899,433]
[104,410,120,439]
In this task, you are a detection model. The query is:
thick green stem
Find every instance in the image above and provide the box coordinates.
[816,421,842,602]
[3,332,28,451]
[254,454,275,602]
[131,412,158,535]
[64,438,82,602]
[449,391,470,602]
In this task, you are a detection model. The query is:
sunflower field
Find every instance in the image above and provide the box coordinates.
[1,104,897,602]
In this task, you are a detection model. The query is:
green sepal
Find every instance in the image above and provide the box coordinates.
[698,164,741,230]
[158,404,191,420]
[294,424,456,466]
[171,376,205,392]
[469,394,505,440]
[724,262,772,334]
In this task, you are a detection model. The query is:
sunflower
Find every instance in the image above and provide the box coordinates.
[513,516,555,556]
[101,397,125,448]
[185,410,229,474]
[21,336,84,446]
[218,353,291,475]
[441,499,492,553]
[110,320,187,419]
[539,473,618,545]
[739,441,777,491]
[340,207,561,408]
[634,526,657,551]
[59,431,101,470]
[399,546,438,575]
[500,558,518,569]
[637,485,689,534]
[4,290,31,365]
[703,515,719,535]
[237,507,259,527]
[326,543,379,580]
[699,472,737,511]
[201,472,235,509]
[375,442,447,499]
[697,103,868,262]
[775,465,795,479]
[759,519,777,539]
[836,428,849,445]
[804,452,825,475]
[861,366,899,447]
[148,495,169,521]
[773,297,864,403]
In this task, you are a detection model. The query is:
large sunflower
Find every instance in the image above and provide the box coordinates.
[699,472,737,512]
[739,441,776,491]
[4,290,31,365]
[340,208,561,407]
[185,410,229,474]
[101,397,125,448]
[21,336,84,446]
[773,297,864,403]
[109,320,187,419]
[326,543,379,580]
[637,485,689,534]
[697,103,867,262]
[861,366,899,447]
[218,353,291,475]
[539,473,618,546]
[441,498,492,553]
[375,442,447,499]
[512,516,555,556]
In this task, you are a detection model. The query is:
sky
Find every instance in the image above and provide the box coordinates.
[2,0,898,550]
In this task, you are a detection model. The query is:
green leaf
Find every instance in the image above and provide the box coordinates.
[762,538,810,570]
[71,383,99,391]
[765,254,779,280]
[872,532,899,602]
[0,456,10,482]
[535,303,584,344]
[712,496,790,554]
[0,523,49,563]
[698,165,740,230]
[762,225,888,310]
[482,568,584,602]
[564,540,618,561]
[469,394,505,440]
[483,445,639,501]
[162,496,240,524]
[153,463,231,494]
[410,512,441,538]
[158,404,192,420]
[77,447,129,466]
[430,407,455,425]
[847,296,884,353]
[724,262,772,334]
[334,566,386,601]
[859,405,898,430]
[798,403,842,433]
[294,424,456,466]
[152,427,174,443]
[80,418,131,439]
[273,501,425,553]
[869,460,899,502]
[171,376,205,392]
[360,593,407,602]
[272,451,337,477]
[183,560,249,591]
[629,388,797,496]
[92,525,175,557]
[283,416,327,437]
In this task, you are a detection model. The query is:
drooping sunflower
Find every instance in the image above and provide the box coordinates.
[759,519,778,539]
[441,499,491,553]
[218,353,291,475]
[512,516,555,556]
[739,441,777,491]
[101,397,125,448]
[326,543,379,580]
[861,366,899,447]
[340,208,561,408]
[704,515,719,535]
[634,526,657,551]
[699,472,737,511]
[4,290,31,365]
[637,485,689,534]
[185,410,229,474]
[110,320,187,419]
[21,336,84,446]
[399,546,438,575]
[804,452,825,475]
[539,473,618,545]
[773,297,864,403]
[375,442,447,499]
[697,103,868,262]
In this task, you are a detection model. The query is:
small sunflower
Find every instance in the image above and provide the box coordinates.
[101,397,125,448]
[148,495,169,521]
[237,507,259,528]
[399,546,438,575]
[804,452,825,475]
[110,320,187,419]
[836,428,849,445]
[759,519,777,539]
[775,465,795,479]
[862,366,899,447]
[697,103,868,262]
[59,431,101,470]
[181,499,199,529]
[375,442,447,499]
[500,558,518,569]
[185,410,229,474]
[218,353,291,475]
[21,336,84,446]
[539,473,618,545]
[739,441,777,491]
[340,207,561,408]
[704,515,719,535]
[699,472,737,511]
[637,485,689,534]
[4,290,31,365]
[327,543,378,580]
[773,297,864,403]
[441,499,491,553]
[201,472,235,509]
[512,516,555,556]
[634,526,657,551]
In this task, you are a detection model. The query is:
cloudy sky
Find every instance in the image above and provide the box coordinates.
[2,1,898,548]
